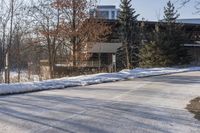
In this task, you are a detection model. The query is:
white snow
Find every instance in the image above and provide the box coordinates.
[1,71,40,83]
[0,67,200,95]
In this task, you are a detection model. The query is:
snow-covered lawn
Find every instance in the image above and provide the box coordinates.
[0,67,200,95]
[1,71,40,83]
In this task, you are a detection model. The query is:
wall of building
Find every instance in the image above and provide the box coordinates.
[90,5,120,20]
[187,47,200,65]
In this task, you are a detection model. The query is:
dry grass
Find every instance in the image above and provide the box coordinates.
[186,97,200,121]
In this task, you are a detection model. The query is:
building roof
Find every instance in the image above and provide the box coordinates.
[177,18,200,24]
[97,5,116,9]
[184,43,200,47]
[88,42,122,54]
[184,41,200,47]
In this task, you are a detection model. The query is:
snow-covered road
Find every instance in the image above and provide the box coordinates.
[0,71,199,133]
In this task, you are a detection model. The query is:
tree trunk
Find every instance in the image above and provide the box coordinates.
[98,53,101,72]
[48,47,54,79]
[0,25,6,73]
[72,0,77,67]
[72,38,76,67]
[17,33,21,82]
[5,0,14,84]
[5,53,9,83]
[125,42,130,69]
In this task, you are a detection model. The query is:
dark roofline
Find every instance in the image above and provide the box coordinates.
[102,19,200,26]
[97,5,116,9]
[178,18,200,20]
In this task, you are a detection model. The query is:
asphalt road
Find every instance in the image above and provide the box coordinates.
[0,72,200,133]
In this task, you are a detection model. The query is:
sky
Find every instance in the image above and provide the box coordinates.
[98,0,199,21]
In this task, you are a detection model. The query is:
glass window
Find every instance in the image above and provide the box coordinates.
[112,11,115,19]
[98,11,109,19]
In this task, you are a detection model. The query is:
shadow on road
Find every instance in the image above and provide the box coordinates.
[0,93,199,133]
[141,74,200,85]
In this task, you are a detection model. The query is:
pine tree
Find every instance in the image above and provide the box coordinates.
[139,1,190,67]
[164,1,180,23]
[139,27,168,67]
[118,0,139,69]
[163,0,190,65]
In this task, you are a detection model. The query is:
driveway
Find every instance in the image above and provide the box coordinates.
[0,71,199,133]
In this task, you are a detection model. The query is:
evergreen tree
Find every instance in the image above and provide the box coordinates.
[139,41,165,67]
[117,0,139,69]
[163,0,190,65]
[164,1,180,23]
[139,26,169,67]
[139,1,190,67]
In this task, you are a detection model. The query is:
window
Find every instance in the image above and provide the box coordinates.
[112,11,115,19]
[98,11,109,19]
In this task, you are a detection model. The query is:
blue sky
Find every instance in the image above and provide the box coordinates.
[98,0,199,21]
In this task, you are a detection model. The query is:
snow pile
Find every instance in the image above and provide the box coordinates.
[1,71,40,83]
[0,67,200,95]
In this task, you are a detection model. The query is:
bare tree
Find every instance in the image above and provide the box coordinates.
[53,0,111,67]
[28,0,64,78]
[12,6,31,82]
[178,0,200,13]
[0,0,30,83]
[0,0,15,83]
[0,0,11,82]
[27,0,110,79]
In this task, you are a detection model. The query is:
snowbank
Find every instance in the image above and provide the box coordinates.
[0,67,200,95]
[1,71,40,83]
